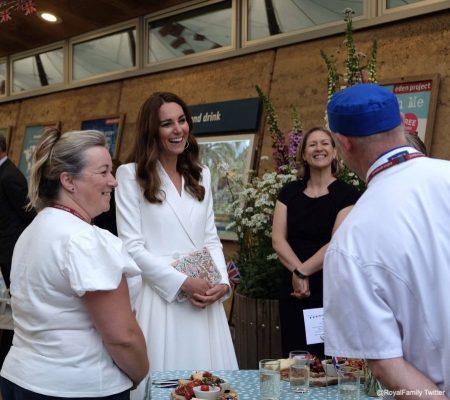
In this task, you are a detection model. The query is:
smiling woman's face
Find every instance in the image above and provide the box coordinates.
[303,129,336,170]
[157,101,189,159]
[71,146,117,220]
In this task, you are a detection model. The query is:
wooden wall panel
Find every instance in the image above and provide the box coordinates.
[7,82,123,164]
[0,101,21,157]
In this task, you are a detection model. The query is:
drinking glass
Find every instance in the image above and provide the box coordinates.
[337,366,360,400]
[289,350,310,393]
[259,359,281,400]
[322,357,339,386]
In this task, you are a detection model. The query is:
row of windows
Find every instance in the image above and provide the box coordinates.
[0,0,446,99]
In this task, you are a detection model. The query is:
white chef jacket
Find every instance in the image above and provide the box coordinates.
[324,147,450,395]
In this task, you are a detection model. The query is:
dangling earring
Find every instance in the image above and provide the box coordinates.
[331,158,337,172]
[184,140,190,151]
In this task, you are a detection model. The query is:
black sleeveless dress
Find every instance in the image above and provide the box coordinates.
[278,179,360,358]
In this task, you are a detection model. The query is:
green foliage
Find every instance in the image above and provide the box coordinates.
[344,9,361,87]
[321,8,378,191]
[321,49,339,101]
[338,163,366,192]
[321,8,378,100]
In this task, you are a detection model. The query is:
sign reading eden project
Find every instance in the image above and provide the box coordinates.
[383,80,431,139]
[381,75,440,152]
[197,134,255,241]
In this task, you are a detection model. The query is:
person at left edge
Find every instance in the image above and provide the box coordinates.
[115,91,238,398]
[0,133,36,288]
[0,133,36,369]
[0,129,149,399]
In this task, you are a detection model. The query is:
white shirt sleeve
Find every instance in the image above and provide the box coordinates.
[323,245,404,359]
[63,226,141,297]
[115,164,187,303]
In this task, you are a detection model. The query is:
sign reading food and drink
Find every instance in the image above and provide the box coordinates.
[188,98,262,134]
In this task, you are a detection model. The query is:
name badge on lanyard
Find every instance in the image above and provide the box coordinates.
[367,151,425,184]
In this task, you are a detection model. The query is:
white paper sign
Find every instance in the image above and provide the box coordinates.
[303,307,324,345]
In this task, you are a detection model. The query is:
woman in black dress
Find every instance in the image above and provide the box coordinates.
[272,127,360,358]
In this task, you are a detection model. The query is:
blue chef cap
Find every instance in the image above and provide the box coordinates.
[327,83,402,136]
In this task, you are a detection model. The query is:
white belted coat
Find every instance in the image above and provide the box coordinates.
[115,162,238,399]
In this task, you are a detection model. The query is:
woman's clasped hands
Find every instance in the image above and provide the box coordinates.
[291,275,311,299]
[181,277,229,308]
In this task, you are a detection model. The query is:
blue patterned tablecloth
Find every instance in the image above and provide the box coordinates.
[149,370,376,399]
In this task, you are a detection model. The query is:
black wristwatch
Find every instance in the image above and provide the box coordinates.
[293,268,308,279]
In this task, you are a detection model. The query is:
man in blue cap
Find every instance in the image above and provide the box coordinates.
[323,83,449,399]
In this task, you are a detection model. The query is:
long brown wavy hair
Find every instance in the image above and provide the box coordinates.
[296,127,341,181]
[127,92,205,203]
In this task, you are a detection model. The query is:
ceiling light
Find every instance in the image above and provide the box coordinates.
[38,12,61,23]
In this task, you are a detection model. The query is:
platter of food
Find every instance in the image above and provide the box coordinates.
[279,357,365,387]
[169,371,239,400]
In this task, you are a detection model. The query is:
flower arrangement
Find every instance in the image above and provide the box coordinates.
[223,87,301,299]
[225,168,296,298]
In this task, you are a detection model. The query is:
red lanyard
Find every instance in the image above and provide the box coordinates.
[51,203,90,223]
[367,152,425,184]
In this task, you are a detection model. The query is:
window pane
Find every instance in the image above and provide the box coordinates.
[247,0,364,41]
[0,62,5,95]
[386,0,423,9]
[73,28,136,80]
[12,48,63,92]
[148,0,232,64]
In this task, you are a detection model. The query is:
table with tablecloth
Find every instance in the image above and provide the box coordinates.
[149,369,377,399]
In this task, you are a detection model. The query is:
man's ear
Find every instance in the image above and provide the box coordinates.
[335,133,352,153]
[60,172,74,192]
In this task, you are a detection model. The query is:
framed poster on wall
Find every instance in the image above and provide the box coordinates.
[381,74,440,152]
[81,115,125,158]
[19,122,59,181]
[197,133,255,241]
[0,127,11,153]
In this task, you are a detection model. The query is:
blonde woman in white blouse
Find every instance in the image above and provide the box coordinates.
[0,128,148,400]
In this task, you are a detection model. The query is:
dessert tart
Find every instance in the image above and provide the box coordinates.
[217,389,239,399]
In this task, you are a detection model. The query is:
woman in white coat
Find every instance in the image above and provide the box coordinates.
[115,92,238,398]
